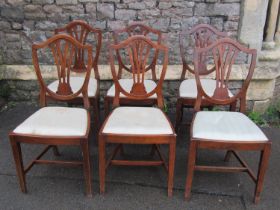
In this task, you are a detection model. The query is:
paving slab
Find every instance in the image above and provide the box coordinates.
[0,103,279,209]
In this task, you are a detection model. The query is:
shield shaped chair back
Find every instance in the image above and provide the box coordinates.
[112,23,162,80]
[55,20,102,79]
[32,34,93,109]
[180,24,227,80]
[193,38,257,112]
[109,35,168,109]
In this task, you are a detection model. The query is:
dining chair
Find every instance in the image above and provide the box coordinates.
[47,20,102,129]
[185,38,271,204]
[104,23,162,116]
[99,35,176,196]
[175,24,228,131]
[9,34,93,196]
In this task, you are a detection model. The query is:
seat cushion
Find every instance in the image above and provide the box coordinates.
[13,107,88,136]
[102,107,173,135]
[48,77,97,97]
[179,79,233,98]
[193,111,268,141]
[106,79,157,98]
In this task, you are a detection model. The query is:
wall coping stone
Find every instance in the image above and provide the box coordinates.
[0,63,279,81]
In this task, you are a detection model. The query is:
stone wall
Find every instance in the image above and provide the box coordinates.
[273,75,280,103]
[1,64,279,113]
[0,79,255,113]
[0,0,241,65]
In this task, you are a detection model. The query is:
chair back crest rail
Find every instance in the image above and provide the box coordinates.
[109,35,168,109]
[193,38,257,112]
[112,23,162,80]
[180,24,228,79]
[32,34,93,109]
[55,20,102,79]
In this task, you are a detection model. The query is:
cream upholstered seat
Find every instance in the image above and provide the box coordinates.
[13,107,88,136]
[179,79,233,98]
[102,107,173,135]
[193,111,268,141]
[106,79,157,98]
[48,77,97,97]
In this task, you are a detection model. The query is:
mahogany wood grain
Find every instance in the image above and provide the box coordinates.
[99,36,176,197]
[9,34,93,197]
[175,24,228,131]
[104,23,162,116]
[54,20,102,130]
[184,38,272,204]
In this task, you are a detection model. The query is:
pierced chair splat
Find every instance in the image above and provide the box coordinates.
[99,36,176,197]
[175,24,229,131]
[104,23,162,116]
[9,34,94,197]
[47,20,102,129]
[184,38,271,204]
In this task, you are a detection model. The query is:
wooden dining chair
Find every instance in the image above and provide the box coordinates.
[175,24,228,131]
[47,20,102,129]
[99,36,176,196]
[185,38,271,204]
[9,34,93,196]
[104,23,162,116]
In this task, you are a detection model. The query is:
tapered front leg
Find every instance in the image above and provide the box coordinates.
[224,150,233,162]
[52,145,60,156]
[81,140,93,197]
[254,143,271,204]
[168,140,176,197]
[175,99,183,132]
[185,140,197,200]
[99,135,106,194]
[10,138,27,193]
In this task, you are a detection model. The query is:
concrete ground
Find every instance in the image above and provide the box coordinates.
[0,103,279,210]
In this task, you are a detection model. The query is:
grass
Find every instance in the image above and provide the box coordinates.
[248,103,280,128]
[248,111,268,127]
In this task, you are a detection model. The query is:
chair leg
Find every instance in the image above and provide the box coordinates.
[10,139,27,193]
[230,101,237,111]
[81,140,93,197]
[104,98,110,118]
[150,144,157,156]
[120,144,125,157]
[224,150,233,162]
[92,98,100,131]
[254,144,271,204]
[52,145,60,156]
[185,140,197,200]
[168,141,176,197]
[99,136,106,194]
[175,99,183,132]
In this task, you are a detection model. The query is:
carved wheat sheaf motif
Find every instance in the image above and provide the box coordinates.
[32,34,93,108]
[126,40,152,95]
[127,25,150,36]
[211,43,240,100]
[180,24,228,78]
[193,38,257,113]
[113,24,162,80]
[67,25,90,72]
[54,20,102,82]
[55,21,101,75]
[109,36,168,109]
[49,39,76,95]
